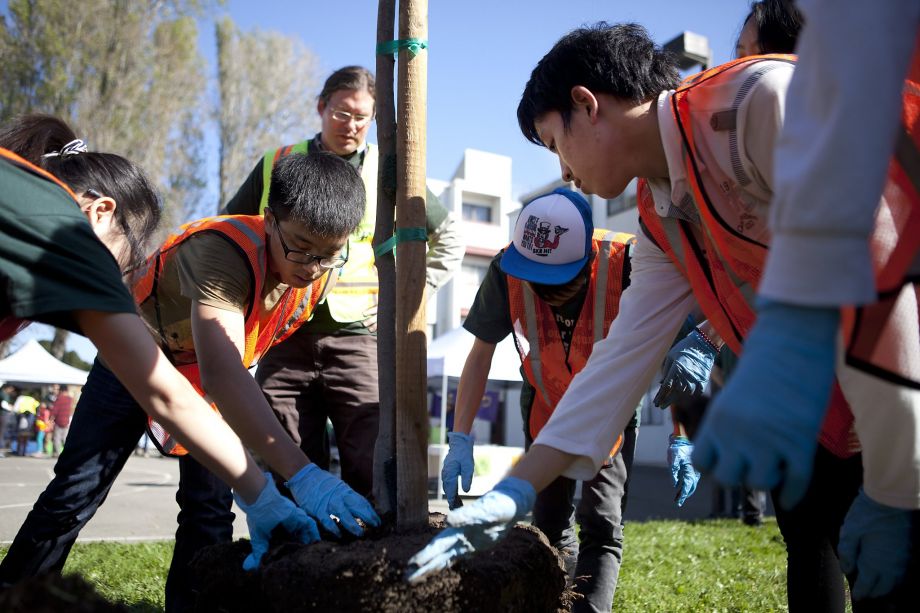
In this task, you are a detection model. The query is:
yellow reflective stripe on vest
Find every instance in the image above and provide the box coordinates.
[259,141,310,213]
[326,143,380,322]
[521,285,552,405]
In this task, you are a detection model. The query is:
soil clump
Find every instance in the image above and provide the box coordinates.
[191,514,574,612]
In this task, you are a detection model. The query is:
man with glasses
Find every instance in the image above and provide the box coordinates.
[223,65,463,498]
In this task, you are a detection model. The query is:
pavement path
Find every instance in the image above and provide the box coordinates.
[1,454,772,544]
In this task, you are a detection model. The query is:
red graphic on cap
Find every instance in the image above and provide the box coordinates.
[521,215,569,257]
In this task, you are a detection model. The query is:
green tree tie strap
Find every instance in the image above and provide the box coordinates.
[375,38,429,58]
[374,227,428,258]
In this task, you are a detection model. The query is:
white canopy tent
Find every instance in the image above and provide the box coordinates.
[427,327,522,500]
[0,339,89,386]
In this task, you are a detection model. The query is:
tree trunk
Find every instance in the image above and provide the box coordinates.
[372,0,398,519]
[49,328,69,360]
[395,0,429,531]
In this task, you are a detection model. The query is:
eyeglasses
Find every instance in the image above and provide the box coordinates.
[270,212,348,269]
[329,108,372,128]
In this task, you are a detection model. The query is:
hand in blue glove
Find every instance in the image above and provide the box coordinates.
[287,463,381,538]
[693,299,839,509]
[839,488,914,601]
[668,434,700,507]
[441,432,474,510]
[233,473,320,571]
[406,476,536,584]
[654,328,718,408]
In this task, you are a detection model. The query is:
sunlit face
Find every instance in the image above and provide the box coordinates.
[534,92,643,199]
[77,190,129,269]
[735,17,761,58]
[317,88,376,156]
[264,209,349,288]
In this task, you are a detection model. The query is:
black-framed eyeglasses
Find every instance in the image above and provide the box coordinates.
[270,211,348,269]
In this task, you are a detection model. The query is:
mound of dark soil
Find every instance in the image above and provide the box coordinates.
[0,573,128,612]
[191,514,574,612]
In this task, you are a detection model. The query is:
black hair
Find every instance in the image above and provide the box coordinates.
[268,152,365,238]
[0,114,77,163]
[740,0,803,55]
[518,23,679,146]
[317,66,376,106]
[0,114,161,272]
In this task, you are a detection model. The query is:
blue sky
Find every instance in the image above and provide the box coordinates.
[221,0,745,196]
[6,0,748,361]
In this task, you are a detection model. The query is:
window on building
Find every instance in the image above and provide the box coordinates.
[458,262,489,309]
[462,202,493,224]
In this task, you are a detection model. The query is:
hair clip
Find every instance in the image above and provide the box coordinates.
[42,139,88,158]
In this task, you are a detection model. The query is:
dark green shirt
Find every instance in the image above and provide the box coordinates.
[221,135,451,336]
[0,157,136,338]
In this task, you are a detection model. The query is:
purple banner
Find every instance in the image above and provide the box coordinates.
[431,389,500,423]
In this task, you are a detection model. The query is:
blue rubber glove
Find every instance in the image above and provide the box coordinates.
[286,463,381,538]
[839,489,914,601]
[441,432,474,510]
[668,434,700,507]
[233,473,320,571]
[693,299,840,510]
[406,476,536,583]
[654,329,718,408]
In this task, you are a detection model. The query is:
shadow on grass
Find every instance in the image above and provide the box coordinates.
[122,600,164,613]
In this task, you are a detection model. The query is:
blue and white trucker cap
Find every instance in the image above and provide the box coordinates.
[500,188,593,285]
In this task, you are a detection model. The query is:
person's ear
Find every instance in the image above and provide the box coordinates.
[317,99,327,118]
[263,207,276,236]
[570,86,600,122]
[81,196,117,227]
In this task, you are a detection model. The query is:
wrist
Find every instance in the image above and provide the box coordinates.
[693,328,719,354]
[669,434,691,445]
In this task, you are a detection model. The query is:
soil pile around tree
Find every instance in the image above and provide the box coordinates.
[190,514,574,612]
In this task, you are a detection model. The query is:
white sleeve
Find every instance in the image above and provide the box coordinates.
[533,233,697,480]
[760,0,920,306]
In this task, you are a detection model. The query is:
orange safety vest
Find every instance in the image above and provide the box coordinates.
[132,215,328,455]
[507,229,635,455]
[638,53,920,457]
[840,42,920,390]
[0,148,81,341]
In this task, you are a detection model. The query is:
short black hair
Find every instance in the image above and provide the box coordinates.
[742,0,803,55]
[268,152,365,238]
[518,23,679,146]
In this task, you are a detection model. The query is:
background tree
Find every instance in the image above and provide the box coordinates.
[0,0,217,353]
[215,16,321,207]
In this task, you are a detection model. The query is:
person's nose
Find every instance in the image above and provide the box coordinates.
[560,160,574,183]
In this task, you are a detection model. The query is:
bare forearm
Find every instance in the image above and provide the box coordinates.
[204,370,310,480]
[78,311,267,502]
[453,340,496,434]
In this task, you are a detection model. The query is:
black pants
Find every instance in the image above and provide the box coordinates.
[772,445,862,613]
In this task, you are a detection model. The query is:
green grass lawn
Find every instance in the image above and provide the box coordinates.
[1,518,789,612]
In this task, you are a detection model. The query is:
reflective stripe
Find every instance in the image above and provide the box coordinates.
[521,285,552,404]
[593,234,614,343]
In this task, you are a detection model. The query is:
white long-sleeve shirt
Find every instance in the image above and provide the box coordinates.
[760,0,920,306]
[535,68,789,479]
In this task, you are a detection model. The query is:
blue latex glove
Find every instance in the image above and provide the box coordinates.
[441,432,474,510]
[668,434,700,507]
[406,476,536,583]
[233,473,320,571]
[693,299,840,510]
[839,488,914,601]
[286,463,381,538]
[654,328,717,408]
